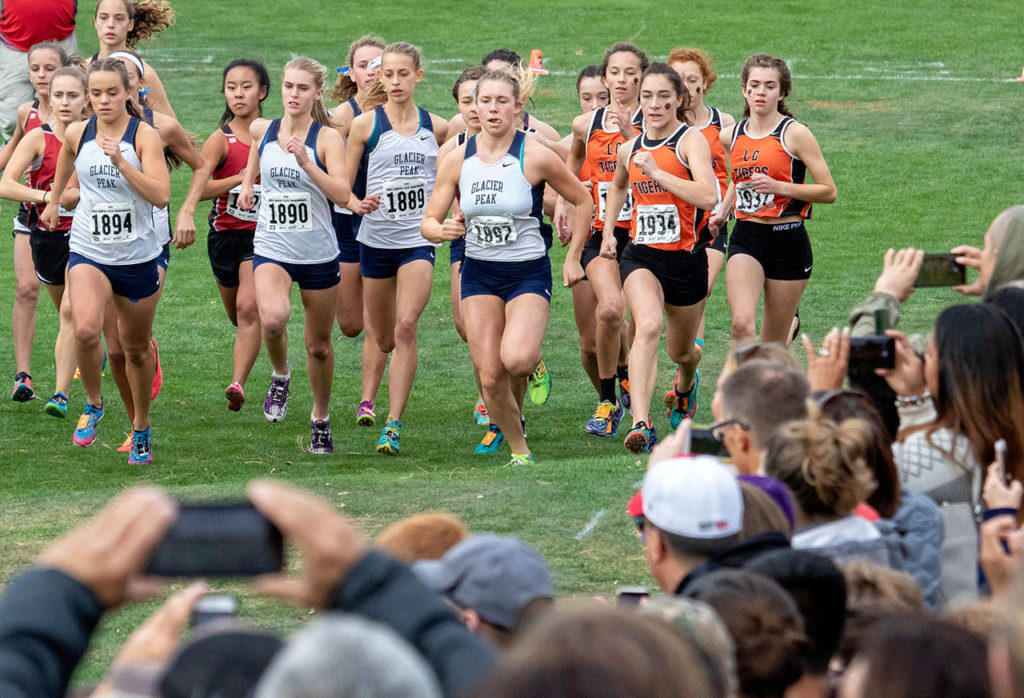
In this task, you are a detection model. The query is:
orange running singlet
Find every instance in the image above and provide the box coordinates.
[729,115,811,220]
[584,106,642,232]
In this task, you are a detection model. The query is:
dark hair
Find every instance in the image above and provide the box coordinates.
[451,65,486,102]
[218,58,269,127]
[575,64,602,92]
[986,284,1024,338]
[482,48,521,68]
[740,54,793,119]
[650,520,740,560]
[600,42,649,77]
[853,616,991,698]
[687,570,807,698]
[720,361,810,449]
[28,41,73,66]
[745,550,847,675]
[95,0,175,47]
[930,304,1024,488]
[469,604,716,698]
[817,389,901,518]
[87,58,143,120]
[739,481,792,539]
[640,62,690,122]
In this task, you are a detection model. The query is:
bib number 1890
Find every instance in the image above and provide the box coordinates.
[263,192,312,233]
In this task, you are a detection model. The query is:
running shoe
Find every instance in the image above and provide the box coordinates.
[73,367,80,381]
[72,402,104,447]
[356,400,376,427]
[619,377,631,411]
[475,424,505,454]
[44,392,68,418]
[117,433,132,452]
[150,337,162,401]
[310,417,334,454]
[73,348,107,381]
[585,400,624,437]
[527,359,552,405]
[263,372,290,422]
[376,419,402,455]
[624,420,659,454]
[663,365,681,413]
[128,426,153,465]
[225,382,245,411]
[668,369,699,429]
[11,372,33,402]
[473,398,490,426]
[506,453,535,467]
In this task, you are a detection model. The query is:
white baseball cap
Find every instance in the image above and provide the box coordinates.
[641,456,743,539]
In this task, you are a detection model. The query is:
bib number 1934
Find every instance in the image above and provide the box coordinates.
[735,181,774,215]
[634,204,680,245]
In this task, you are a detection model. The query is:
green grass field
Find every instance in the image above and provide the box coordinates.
[0,0,1022,683]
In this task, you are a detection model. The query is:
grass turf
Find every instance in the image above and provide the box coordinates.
[0,0,1021,682]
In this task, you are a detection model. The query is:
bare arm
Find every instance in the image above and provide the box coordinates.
[635,130,717,211]
[39,122,85,230]
[161,118,211,248]
[112,123,170,208]
[140,62,175,119]
[237,119,269,211]
[329,101,355,139]
[420,144,464,243]
[0,102,32,173]
[199,128,238,200]
[0,129,47,203]
[430,113,450,146]
[528,140,592,287]
[777,122,837,204]
[343,113,378,213]
[299,126,350,206]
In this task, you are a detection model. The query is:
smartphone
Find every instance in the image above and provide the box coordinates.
[848,335,896,371]
[191,594,239,627]
[995,438,1008,483]
[690,426,725,456]
[616,586,650,607]
[915,253,966,288]
[144,503,284,577]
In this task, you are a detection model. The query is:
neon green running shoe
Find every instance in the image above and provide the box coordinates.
[506,452,534,467]
[527,358,551,405]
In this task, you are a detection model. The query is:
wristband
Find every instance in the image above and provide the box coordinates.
[894,388,931,407]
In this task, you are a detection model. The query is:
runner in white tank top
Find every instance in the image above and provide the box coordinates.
[41,59,170,466]
[422,69,592,466]
[344,42,448,457]
[238,57,351,455]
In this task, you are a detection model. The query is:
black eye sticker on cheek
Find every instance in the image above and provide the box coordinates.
[633,77,639,84]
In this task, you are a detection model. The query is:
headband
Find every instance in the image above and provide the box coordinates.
[368,56,381,71]
[108,51,144,78]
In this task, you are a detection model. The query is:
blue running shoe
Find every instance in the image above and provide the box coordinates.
[585,400,623,437]
[475,424,505,454]
[669,369,699,429]
[44,392,69,418]
[128,426,153,465]
[11,372,33,402]
[73,402,104,447]
[376,419,402,455]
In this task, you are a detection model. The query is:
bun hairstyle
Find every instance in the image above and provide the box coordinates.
[600,42,649,77]
[740,53,793,119]
[218,58,269,127]
[475,64,537,108]
[87,58,144,120]
[640,62,690,122]
[96,0,175,47]
[329,35,385,103]
[667,47,717,93]
[766,413,877,518]
[282,56,331,126]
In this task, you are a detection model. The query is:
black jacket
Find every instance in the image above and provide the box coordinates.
[674,531,791,596]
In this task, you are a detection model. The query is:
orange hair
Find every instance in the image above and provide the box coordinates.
[667,47,717,93]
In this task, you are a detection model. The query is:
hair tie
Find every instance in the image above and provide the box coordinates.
[108,50,144,78]
[336,66,350,75]
[139,86,152,98]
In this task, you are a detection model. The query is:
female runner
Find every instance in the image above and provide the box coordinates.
[709,54,837,348]
[92,0,175,116]
[0,42,73,402]
[238,56,350,454]
[103,48,209,451]
[0,65,88,417]
[40,58,169,465]
[199,58,269,411]
[563,43,648,438]
[328,35,389,428]
[346,42,448,456]
[600,63,719,454]
[422,69,593,466]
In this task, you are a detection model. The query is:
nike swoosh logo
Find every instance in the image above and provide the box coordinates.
[804,266,812,273]
[420,135,431,140]
[502,162,514,167]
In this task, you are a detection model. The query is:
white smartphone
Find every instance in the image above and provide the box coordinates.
[995,439,1008,482]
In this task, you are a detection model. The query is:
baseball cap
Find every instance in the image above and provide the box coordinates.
[641,456,743,539]
[413,534,554,629]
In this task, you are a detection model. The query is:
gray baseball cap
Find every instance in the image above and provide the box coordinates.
[413,534,555,629]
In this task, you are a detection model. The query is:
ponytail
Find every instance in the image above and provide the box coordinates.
[740,53,794,119]
[283,56,331,126]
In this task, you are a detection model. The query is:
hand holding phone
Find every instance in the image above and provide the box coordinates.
[915,253,966,288]
[616,586,650,607]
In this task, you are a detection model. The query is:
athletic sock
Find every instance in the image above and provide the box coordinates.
[616,365,628,382]
[599,377,617,403]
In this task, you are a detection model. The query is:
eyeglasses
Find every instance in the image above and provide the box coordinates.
[709,418,749,442]
[634,517,646,545]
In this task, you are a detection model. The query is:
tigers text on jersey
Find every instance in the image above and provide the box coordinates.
[627,123,710,253]
[357,105,439,249]
[253,119,338,265]
[585,105,642,232]
[459,130,546,263]
[729,115,812,220]
[70,117,160,264]
[695,106,729,199]
[210,123,258,232]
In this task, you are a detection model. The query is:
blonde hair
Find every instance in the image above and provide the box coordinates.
[766,414,877,517]
[476,63,538,116]
[329,35,385,103]
[382,41,421,71]
[283,56,330,126]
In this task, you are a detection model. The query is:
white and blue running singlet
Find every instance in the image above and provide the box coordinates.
[253,119,338,264]
[357,105,439,249]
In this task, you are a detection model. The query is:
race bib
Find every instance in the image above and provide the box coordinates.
[634,204,680,245]
[597,181,634,223]
[382,178,427,221]
[735,180,774,215]
[470,214,517,248]
[226,184,260,222]
[263,192,311,233]
[91,201,136,244]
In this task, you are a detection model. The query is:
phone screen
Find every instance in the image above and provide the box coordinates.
[145,503,284,577]
[848,335,896,371]
[916,254,966,287]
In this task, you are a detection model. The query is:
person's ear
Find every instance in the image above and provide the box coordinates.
[646,526,667,564]
[459,607,483,633]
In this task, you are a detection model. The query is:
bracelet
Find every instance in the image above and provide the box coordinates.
[42,191,49,205]
[894,389,931,407]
